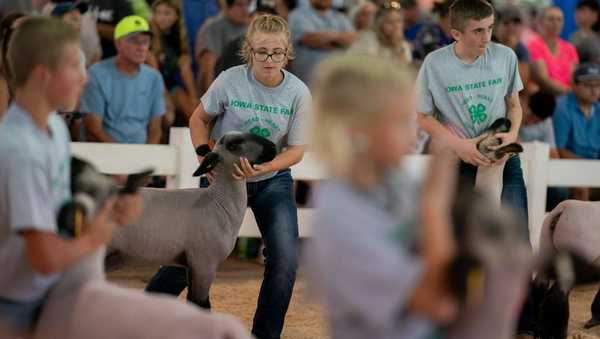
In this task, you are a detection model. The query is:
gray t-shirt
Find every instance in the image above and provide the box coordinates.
[0,104,71,302]
[201,65,311,182]
[417,42,523,138]
[519,118,556,147]
[288,6,354,84]
[303,172,438,339]
[195,14,247,59]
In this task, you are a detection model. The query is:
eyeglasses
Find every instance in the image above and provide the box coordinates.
[252,49,287,62]
[382,1,402,10]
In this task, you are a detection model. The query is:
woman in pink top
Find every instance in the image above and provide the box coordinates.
[528,6,579,95]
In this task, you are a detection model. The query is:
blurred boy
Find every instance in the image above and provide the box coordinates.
[0,17,140,335]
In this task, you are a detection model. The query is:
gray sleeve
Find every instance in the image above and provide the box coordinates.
[150,72,166,118]
[337,13,354,32]
[307,209,423,328]
[196,20,220,55]
[6,156,57,233]
[506,49,524,96]
[416,59,434,115]
[288,11,311,44]
[200,71,228,118]
[203,25,223,55]
[544,118,557,148]
[287,86,312,146]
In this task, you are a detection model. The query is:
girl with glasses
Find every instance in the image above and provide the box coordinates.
[146,14,311,339]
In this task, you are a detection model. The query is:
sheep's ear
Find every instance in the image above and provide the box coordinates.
[487,118,511,133]
[193,152,221,177]
[493,143,523,159]
[242,133,277,165]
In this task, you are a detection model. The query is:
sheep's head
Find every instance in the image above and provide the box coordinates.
[449,182,531,307]
[477,118,524,161]
[193,132,277,177]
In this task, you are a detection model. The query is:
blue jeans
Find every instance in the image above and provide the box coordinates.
[0,295,46,333]
[145,170,298,339]
[459,156,534,333]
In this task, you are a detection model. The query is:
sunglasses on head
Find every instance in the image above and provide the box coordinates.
[382,1,402,10]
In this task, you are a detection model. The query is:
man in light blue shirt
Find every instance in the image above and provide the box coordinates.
[553,62,600,201]
[288,0,356,84]
[80,15,164,144]
[553,63,600,160]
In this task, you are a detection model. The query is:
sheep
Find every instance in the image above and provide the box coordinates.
[445,181,534,339]
[32,248,252,339]
[445,177,600,339]
[106,131,277,308]
[533,200,600,337]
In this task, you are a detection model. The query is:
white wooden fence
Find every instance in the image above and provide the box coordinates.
[71,128,600,250]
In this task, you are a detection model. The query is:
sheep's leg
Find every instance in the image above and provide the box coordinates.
[187,266,216,310]
[538,283,570,339]
[475,164,504,208]
[585,287,600,329]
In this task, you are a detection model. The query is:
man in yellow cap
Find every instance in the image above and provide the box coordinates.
[80,15,165,145]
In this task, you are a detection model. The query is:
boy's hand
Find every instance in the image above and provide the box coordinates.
[85,197,118,245]
[451,136,493,167]
[487,130,519,151]
[113,193,142,226]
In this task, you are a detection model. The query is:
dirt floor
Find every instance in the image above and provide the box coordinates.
[107,258,600,339]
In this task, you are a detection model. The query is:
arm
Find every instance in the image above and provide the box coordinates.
[198,51,218,96]
[0,76,8,117]
[235,145,305,179]
[297,32,338,49]
[417,113,491,166]
[331,31,358,47]
[146,116,162,144]
[82,115,115,143]
[486,92,522,159]
[23,198,117,275]
[189,102,212,150]
[407,148,458,323]
[179,54,199,104]
[519,62,530,89]
[530,60,569,96]
[505,91,523,136]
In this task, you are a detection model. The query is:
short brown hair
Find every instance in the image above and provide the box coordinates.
[450,0,494,32]
[7,17,79,88]
[240,14,294,66]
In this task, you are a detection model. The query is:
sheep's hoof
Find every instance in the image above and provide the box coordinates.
[583,317,600,329]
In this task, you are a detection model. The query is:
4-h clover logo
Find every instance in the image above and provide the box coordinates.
[469,103,488,125]
[250,126,271,138]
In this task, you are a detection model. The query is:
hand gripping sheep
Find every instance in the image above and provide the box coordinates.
[106,132,277,308]
[474,118,524,206]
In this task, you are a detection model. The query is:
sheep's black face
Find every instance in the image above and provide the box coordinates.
[193,132,277,177]
[218,132,277,165]
[476,118,523,161]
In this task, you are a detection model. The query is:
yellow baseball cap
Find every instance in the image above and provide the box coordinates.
[114,15,152,40]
